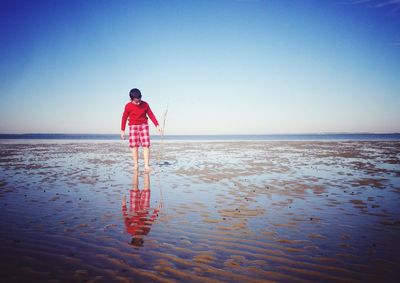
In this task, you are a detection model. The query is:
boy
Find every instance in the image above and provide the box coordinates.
[121,88,162,172]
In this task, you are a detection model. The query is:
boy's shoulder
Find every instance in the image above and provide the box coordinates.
[141,101,149,107]
[124,101,149,108]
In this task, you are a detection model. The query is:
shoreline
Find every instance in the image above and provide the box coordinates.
[1,139,400,145]
[1,133,400,142]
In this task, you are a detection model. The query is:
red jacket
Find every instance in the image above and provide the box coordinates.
[121,101,159,131]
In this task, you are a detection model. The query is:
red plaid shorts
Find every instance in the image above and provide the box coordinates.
[129,123,150,148]
[130,190,150,212]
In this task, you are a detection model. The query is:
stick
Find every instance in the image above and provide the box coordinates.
[157,103,168,165]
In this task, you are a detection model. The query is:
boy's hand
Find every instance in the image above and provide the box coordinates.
[120,130,125,140]
[157,125,163,135]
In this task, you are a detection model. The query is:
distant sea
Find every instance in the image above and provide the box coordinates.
[0,133,400,141]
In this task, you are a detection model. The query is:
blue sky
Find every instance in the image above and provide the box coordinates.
[0,0,399,134]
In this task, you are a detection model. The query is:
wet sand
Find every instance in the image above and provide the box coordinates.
[0,140,399,282]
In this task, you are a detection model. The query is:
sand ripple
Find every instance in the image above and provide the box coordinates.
[1,141,400,282]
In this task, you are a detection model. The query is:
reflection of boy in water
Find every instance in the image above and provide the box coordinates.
[122,171,160,247]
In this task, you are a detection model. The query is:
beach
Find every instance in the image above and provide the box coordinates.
[0,140,399,282]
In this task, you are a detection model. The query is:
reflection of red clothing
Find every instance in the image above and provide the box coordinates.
[122,189,159,236]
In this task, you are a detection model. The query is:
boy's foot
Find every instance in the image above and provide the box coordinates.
[133,164,139,171]
[144,166,152,173]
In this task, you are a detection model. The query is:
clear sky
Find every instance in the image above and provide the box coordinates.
[1,0,399,135]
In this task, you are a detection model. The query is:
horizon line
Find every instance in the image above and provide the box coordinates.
[1,132,400,136]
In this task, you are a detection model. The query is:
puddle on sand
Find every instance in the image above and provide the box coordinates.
[0,141,400,282]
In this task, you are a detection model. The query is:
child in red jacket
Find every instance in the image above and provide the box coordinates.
[121,88,162,172]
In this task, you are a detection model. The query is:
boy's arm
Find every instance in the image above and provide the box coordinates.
[122,195,128,217]
[149,208,159,223]
[146,105,161,130]
[121,104,129,137]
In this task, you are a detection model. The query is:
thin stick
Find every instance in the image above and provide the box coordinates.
[156,103,168,217]
[157,103,168,165]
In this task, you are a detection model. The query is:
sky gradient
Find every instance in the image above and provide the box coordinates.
[1,0,399,134]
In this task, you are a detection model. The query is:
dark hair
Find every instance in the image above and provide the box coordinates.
[129,88,142,100]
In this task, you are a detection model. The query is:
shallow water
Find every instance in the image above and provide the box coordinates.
[0,141,400,282]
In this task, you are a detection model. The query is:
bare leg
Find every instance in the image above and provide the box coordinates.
[143,147,151,172]
[131,147,139,170]
[143,172,150,190]
[132,169,139,190]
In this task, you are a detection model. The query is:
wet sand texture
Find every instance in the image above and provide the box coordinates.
[0,141,400,282]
